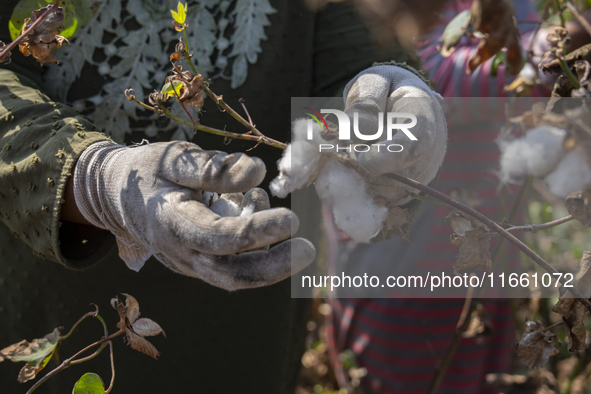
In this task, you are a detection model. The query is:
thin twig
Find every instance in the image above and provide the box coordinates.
[239,98,254,127]
[105,341,115,393]
[555,0,566,27]
[456,286,475,329]
[0,0,63,63]
[69,342,109,365]
[384,172,591,312]
[544,321,564,331]
[427,302,475,394]
[179,29,264,138]
[127,95,283,147]
[410,193,455,211]
[59,306,99,340]
[26,329,124,394]
[504,215,574,233]
[202,84,265,136]
[565,0,591,37]
[181,29,199,76]
[158,103,286,149]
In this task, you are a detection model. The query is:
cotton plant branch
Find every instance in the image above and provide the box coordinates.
[503,214,574,233]
[59,307,99,340]
[128,2,286,151]
[0,0,63,63]
[124,92,286,149]
[385,172,591,312]
[179,28,265,139]
[0,294,164,393]
[26,315,124,394]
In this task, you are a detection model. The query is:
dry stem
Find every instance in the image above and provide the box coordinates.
[0,0,63,63]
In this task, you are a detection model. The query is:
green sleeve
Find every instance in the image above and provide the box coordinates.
[0,68,114,269]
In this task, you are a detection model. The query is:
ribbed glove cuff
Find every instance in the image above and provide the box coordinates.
[73,141,123,230]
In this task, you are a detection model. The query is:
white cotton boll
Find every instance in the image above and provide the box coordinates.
[270,119,325,198]
[545,147,591,198]
[499,125,566,183]
[241,203,255,217]
[210,198,242,217]
[523,126,567,176]
[201,191,219,206]
[315,161,387,243]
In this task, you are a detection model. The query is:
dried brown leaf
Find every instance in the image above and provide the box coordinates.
[468,0,522,75]
[515,320,560,369]
[18,364,37,383]
[380,206,412,243]
[18,5,69,66]
[0,328,62,383]
[565,188,591,227]
[486,370,558,393]
[445,209,489,236]
[122,293,140,323]
[165,68,204,109]
[111,294,165,359]
[541,32,587,75]
[0,340,29,362]
[125,329,160,359]
[132,318,166,338]
[551,251,591,352]
[463,303,492,339]
[539,27,571,73]
[508,102,571,129]
[453,228,492,274]
[0,41,10,64]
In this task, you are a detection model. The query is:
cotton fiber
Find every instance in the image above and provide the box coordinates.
[270,118,327,198]
[499,125,567,183]
[545,147,591,198]
[315,161,387,243]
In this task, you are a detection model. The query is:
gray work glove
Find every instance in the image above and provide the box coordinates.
[73,141,315,291]
[343,65,447,206]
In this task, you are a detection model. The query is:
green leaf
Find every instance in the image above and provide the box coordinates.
[161,80,183,100]
[9,0,99,41]
[170,2,187,25]
[439,9,471,57]
[491,50,507,77]
[72,373,106,394]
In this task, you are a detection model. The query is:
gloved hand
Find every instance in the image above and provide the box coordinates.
[73,140,315,291]
[342,65,447,207]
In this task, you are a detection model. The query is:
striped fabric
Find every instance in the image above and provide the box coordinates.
[325,1,547,392]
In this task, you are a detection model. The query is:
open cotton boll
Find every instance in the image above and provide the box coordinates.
[499,125,566,183]
[201,191,219,206]
[240,203,255,217]
[210,198,243,217]
[315,160,387,243]
[545,147,591,198]
[270,119,326,198]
